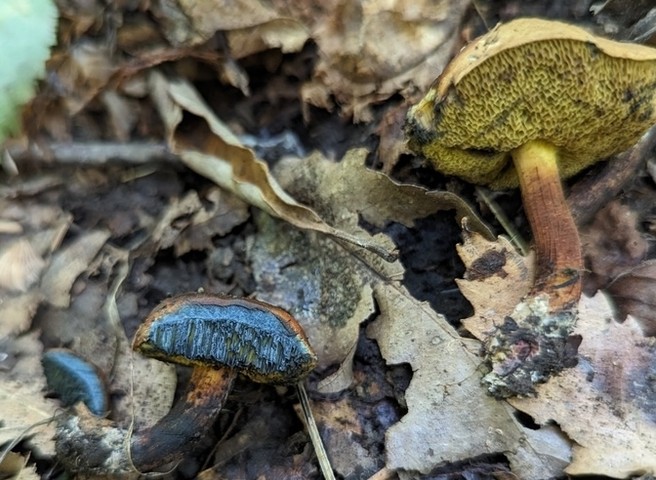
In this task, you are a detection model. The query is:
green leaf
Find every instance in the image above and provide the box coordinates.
[0,0,58,142]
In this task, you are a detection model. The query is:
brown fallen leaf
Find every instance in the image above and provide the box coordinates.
[457,230,534,342]
[0,332,58,457]
[274,149,494,240]
[304,0,469,120]
[582,201,649,294]
[148,71,397,262]
[0,239,45,292]
[0,291,42,338]
[367,283,570,478]
[174,187,250,257]
[307,397,379,478]
[581,201,656,335]
[249,146,563,476]
[40,229,111,308]
[0,452,38,480]
[251,147,490,376]
[153,0,309,53]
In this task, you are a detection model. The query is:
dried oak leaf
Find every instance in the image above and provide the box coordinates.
[256,147,564,476]
[259,147,490,374]
[457,229,656,476]
[367,283,570,478]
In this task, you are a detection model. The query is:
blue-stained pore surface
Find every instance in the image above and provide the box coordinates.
[145,303,314,383]
[42,350,108,416]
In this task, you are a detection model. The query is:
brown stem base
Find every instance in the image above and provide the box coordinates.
[55,366,236,474]
[481,294,580,398]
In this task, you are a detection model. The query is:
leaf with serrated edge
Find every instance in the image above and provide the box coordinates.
[367,283,569,477]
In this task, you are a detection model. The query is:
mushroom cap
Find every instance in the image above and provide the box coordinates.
[406,18,656,189]
[42,349,108,416]
[133,293,317,385]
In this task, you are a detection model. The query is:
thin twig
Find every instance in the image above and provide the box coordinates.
[475,186,529,256]
[296,383,336,480]
[8,141,178,165]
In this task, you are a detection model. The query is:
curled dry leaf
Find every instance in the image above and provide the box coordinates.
[148,71,396,261]
[40,229,111,308]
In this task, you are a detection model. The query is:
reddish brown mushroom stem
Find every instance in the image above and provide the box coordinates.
[129,366,237,470]
[512,140,582,310]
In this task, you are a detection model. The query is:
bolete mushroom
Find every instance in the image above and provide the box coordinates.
[54,293,317,474]
[405,18,656,397]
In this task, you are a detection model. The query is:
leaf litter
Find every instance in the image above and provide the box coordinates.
[1,1,656,479]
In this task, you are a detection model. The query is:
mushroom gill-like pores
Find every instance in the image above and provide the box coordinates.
[405,18,656,397]
[54,293,317,474]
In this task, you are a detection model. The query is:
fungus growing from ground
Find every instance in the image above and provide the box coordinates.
[405,18,656,397]
[54,293,317,474]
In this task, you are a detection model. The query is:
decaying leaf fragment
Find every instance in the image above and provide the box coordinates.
[606,260,656,336]
[249,211,378,371]
[0,332,58,456]
[304,0,468,121]
[274,148,493,240]
[581,201,656,335]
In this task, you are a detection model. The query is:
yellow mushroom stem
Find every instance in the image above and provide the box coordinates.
[511,140,583,311]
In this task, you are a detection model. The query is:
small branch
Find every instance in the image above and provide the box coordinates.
[7,141,178,166]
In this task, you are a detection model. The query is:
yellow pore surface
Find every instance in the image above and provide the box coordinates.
[408,35,656,189]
